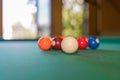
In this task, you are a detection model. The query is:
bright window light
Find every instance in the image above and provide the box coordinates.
[2,0,52,39]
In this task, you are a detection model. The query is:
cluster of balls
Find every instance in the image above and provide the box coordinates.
[38,36,100,54]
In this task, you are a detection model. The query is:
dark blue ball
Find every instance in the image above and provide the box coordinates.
[88,37,100,49]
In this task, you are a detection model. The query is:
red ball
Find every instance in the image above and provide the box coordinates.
[52,37,63,50]
[77,36,88,49]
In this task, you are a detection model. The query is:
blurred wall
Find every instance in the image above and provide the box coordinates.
[1,0,120,37]
[51,0,62,36]
[89,0,120,36]
[0,0,2,36]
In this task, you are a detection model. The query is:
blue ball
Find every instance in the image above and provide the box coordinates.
[88,37,100,49]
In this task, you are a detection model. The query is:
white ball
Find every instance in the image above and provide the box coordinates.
[61,37,78,54]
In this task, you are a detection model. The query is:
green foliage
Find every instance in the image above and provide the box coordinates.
[62,0,84,37]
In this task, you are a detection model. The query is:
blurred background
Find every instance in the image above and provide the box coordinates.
[0,0,120,40]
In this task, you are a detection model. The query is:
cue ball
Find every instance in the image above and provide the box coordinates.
[61,37,78,54]
[88,37,100,49]
[38,37,52,51]
[77,36,88,49]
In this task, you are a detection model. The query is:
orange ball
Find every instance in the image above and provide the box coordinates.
[38,37,52,51]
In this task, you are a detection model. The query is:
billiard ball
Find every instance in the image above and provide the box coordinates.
[77,36,88,49]
[61,37,78,54]
[38,37,52,51]
[52,37,63,50]
[88,37,100,49]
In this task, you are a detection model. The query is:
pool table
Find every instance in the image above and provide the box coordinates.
[0,37,120,80]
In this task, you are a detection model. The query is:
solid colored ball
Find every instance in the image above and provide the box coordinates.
[61,37,78,54]
[52,37,63,50]
[88,37,100,49]
[77,36,88,49]
[38,37,52,51]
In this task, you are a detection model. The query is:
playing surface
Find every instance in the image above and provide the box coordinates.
[0,37,120,80]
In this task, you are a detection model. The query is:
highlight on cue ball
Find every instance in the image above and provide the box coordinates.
[61,36,78,54]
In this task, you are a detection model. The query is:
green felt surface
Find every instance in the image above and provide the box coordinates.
[0,38,120,80]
